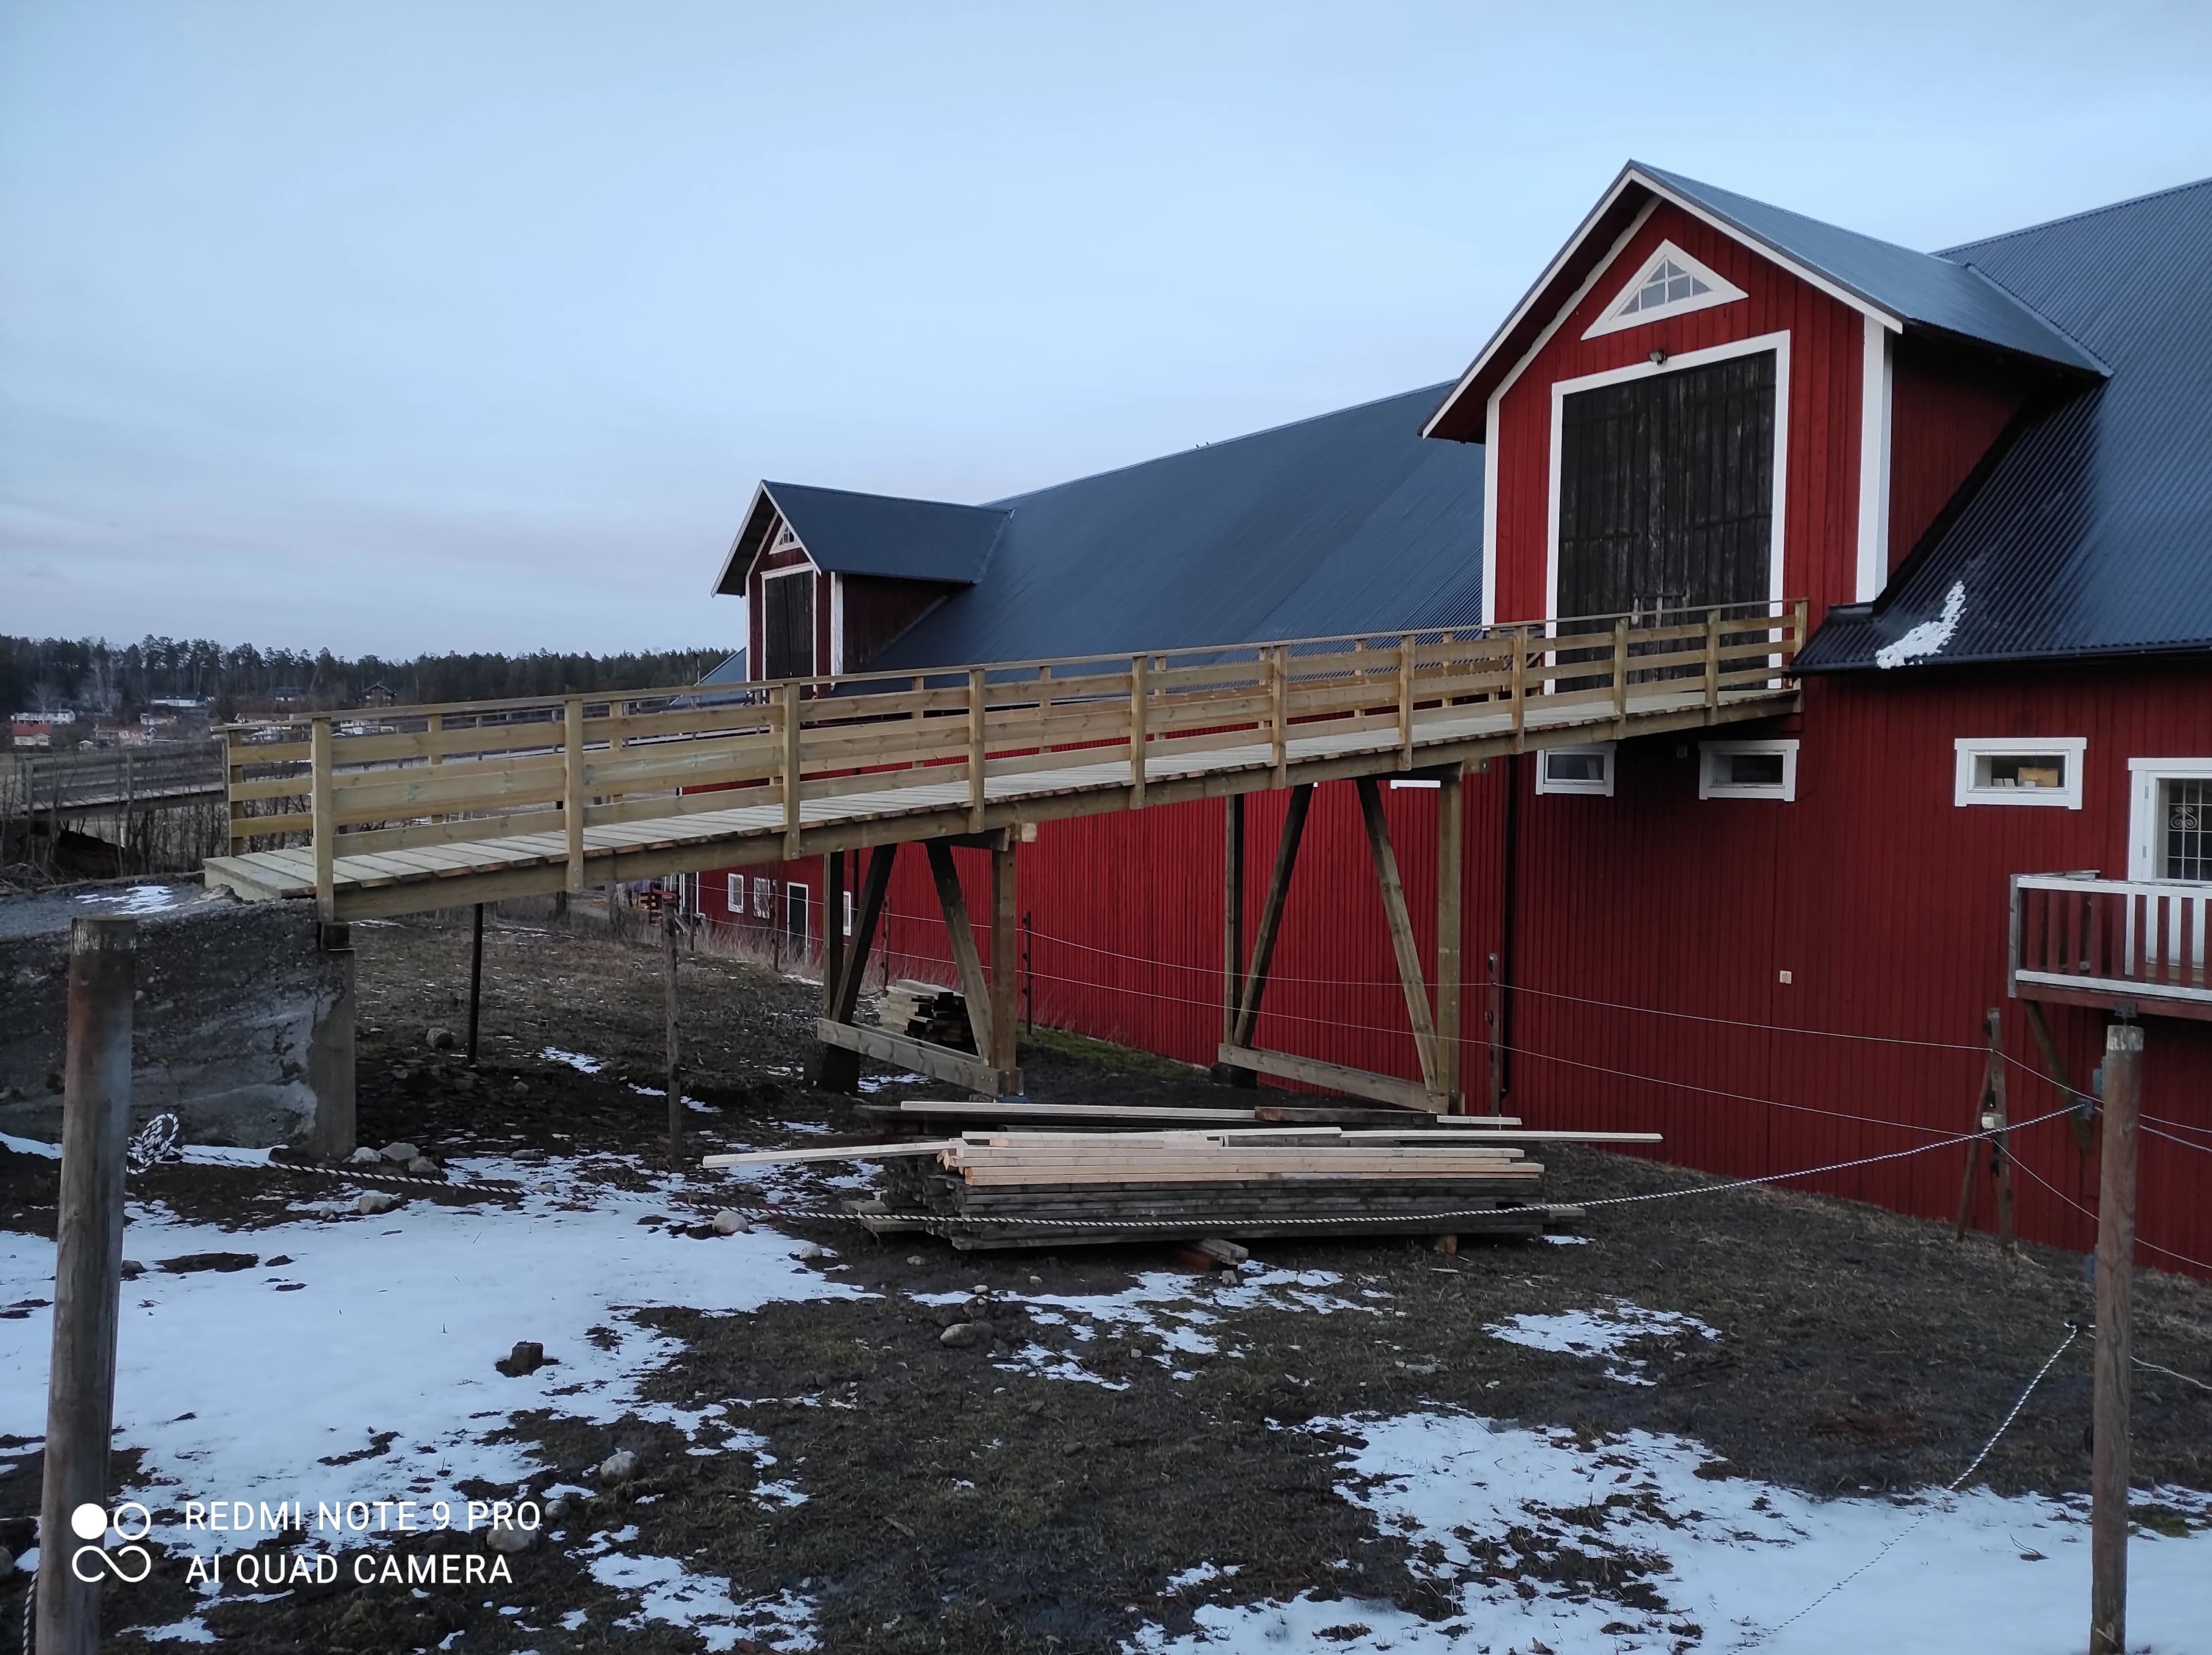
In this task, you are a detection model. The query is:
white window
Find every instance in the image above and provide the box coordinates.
[1583,240,1748,339]
[726,873,743,911]
[752,876,773,918]
[1953,737,2086,809]
[2127,759,2212,881]
[1700,739,1799,801]
[1535,743,1615,797]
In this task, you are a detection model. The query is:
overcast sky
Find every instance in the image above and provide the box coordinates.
[4,2,2209,658]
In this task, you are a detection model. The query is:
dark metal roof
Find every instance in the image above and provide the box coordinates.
[1800,176,2212,672]
[851,384,1486,671]
[1637,165,2107,375]
[698,648,747,685]
[712,482,1008,593]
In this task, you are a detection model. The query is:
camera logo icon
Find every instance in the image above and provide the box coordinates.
[67,1502,154,1584]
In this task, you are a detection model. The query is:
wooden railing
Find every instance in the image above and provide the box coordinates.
[2011,873,2212,1021]
[224,600,1806,910]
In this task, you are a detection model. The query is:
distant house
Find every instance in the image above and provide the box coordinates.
[362,683,396,708]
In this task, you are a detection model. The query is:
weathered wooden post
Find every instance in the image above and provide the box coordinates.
[664,898,683,1166]
[2090,1021,2142,1655]
[37,915,137,1655]
[465,903,484,1067]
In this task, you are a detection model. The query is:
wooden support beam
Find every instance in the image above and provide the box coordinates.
[2090,1021,2142,1655]
[1355,777,1442,1093]
[925,839,995,1068]
[821,849,846,1028]
[1268,646,1289,786]
[1435,764,1464,1112]
[967,665,988,831]
[781,681,804,857]
[664,901,682,1165]
[1215,1042,1438,1113]
[310,716,335,921]
[1222,795,1245,1051]
[2022,998,2095,1154]
[1397,637,1415,770]
[1129,653,1149,808]
[989,832,1020,1078]
[563,696,585,889]
[1232,784,1313,1048]
[816,1018,1021,1097]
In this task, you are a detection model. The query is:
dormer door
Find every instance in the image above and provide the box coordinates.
[1557,349,1777,628]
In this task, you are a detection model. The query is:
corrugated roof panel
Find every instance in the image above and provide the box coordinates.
[1801,176,2212,671]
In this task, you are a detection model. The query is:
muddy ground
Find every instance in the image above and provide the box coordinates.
[3,911,2210,1653]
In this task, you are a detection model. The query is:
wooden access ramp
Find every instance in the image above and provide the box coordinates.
[204,603,1803,1099]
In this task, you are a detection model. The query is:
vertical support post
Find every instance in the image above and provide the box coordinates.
[426,710,442,826]
[1231,784,1314,1052]
[780,682,803,857]
[989,834,1019,1081]
[1484,952,1505,1115]
[1128,654,1149,808]
[2022,998,2096,1154]
[563,696,585,889]
[1704,608,1722,714]
[309,715,335,921]
[466,903,484,1067]
[2090,1021,2141,1655]
[967,666,988,831]
[1987,1008,2014,1250]
[1791,597,1809,666]
[1268,646,1289,786]
[224,726,245,848]
[122,748,134,874]
[37,917,136,1655]
[1510,626,1527,738]
[1355,777,1442,1101]
[1611,616,1631,720]
[664,901,682,1166]
[1435,765,1464,1112]
[821,850,846,1018]
[817,843,897,1092]
[1397,637,1415,770]
[926,840,995,1063]
[908,675,926,768]
[1022,910,1033,1033]
[1222,795,1245,1050]
[604,699,627,933]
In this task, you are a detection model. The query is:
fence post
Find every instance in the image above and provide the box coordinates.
[563,697,585,888]
[2090,1021,2142,1655]
[1269,647,1288,786]
[967,666,988,832]
[1128,655,1149,809]
[664,902,683,1168]
[309,716,335,921]
[36,916,137,1655]
[1704,608,1722,713]
[781,682,804,857]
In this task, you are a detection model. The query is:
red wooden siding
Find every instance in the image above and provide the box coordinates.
[693,661,2212,1278]
[1488,201,1867,629]
[1885,337,2032,570]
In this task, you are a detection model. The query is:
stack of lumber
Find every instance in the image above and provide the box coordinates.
[869,1124,1654,1251]
[873,982,974,1052]
[853,1099,1527,1131]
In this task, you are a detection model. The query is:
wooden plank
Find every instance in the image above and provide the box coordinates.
[814,1018,1021,1096]
[926,839,995,1062]
[1217,1042,1438,1112]
[702,1139,961,1168]
[1356,776,1441,1090]
[1233,783,1312,1047]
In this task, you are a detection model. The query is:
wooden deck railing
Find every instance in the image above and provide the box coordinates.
[2011,873,2212,1022]
[224,599,1806,910]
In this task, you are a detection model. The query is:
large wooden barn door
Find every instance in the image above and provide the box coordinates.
[1557,351,1777,631]
[762,572,816,680]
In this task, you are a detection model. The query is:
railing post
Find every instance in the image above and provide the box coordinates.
[1611,616,1630,720]
[563,696,586,888]
[780,682,804,857]
[967,665,988,831]
[309,716,335,921]
[1792,597,1809,665]
[1397,636,1415,769]
[223,726,245,849]
[1704,608,1722,713]
[1510,626,1527,738]
[1269,646,1289,786]
[1128,654,1149,809]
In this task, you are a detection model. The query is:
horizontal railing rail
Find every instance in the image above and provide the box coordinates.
[224,600,1806,915]
[2010,872,2212,1016]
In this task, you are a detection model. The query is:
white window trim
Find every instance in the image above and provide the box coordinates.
[1699,738,1800,801]
[1853,313,1894,602]
[752,876,773,918]
[1953,736,2086,810]
[786,882,809,937]
[727,873,743,911]
[2127,757,2212,881]
[1544,332,1792,627]
[1582,239,1748,339]
[1535,743,1616,797]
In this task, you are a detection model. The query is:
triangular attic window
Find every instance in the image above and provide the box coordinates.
[1582,240,1747,339]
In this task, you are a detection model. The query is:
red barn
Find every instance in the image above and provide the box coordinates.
[689,163,2212,1276]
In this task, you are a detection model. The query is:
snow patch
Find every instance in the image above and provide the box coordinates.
[75,884,182,914]
[539,1047,603,1073]
[1876,580,1966,668]
[588,1550,816,1650]
[1123,1410,2212,1654]
[1484,1298,1718,1385]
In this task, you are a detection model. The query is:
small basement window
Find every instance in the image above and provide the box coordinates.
[1535,743,1615,797]
[752,876,774,918]
[726,873,743,912]
[2128,758,2212,881]
[1700,739,1799,801]
[1953,737,2085,809]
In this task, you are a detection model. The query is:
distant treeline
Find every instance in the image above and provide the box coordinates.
[1,635,738,721]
